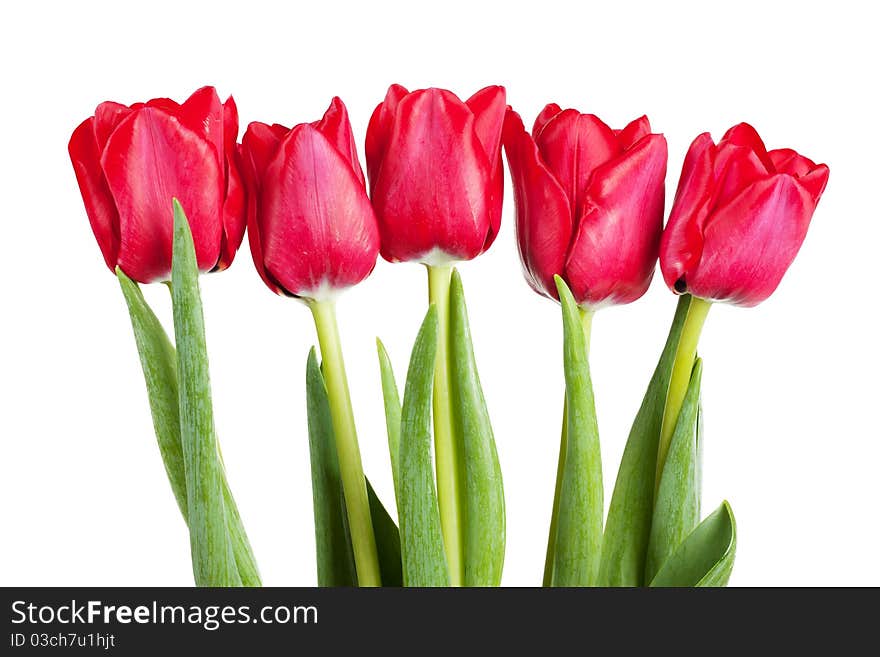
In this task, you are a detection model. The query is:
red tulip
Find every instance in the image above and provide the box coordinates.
[660,123,829,306]
[365,84,506,264]
[241,97,380,299]
[69,86,246,283]
[502,105,667,308]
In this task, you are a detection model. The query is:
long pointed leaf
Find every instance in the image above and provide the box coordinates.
[599,294,694,586]
[695,398,704,519]
[449,269,505,587]
[645,359,703,582]
[219,474,261,586]
[650,501,737,587]
[117,268,260,585]
[398,305,449,586]
[117,270,187,518]
[306,348,357,586]
[376,338,402,503]
[171,199,239,586]
[367,478,403,587]
[552,276,602,586]
[339,477,404,588]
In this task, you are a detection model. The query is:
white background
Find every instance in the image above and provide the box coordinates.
[1,0,877,586]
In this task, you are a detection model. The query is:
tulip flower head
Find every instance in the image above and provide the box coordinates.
[240,97,380,300]
[69,86,246,283]
[503,104,668,309]
[365,84,506,265]
[660,123,829,306]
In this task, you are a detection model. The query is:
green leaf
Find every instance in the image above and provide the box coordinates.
[170,199,239,587]
[649,501,737,587]
[371,339,406,586]
[598,294,694,587]
[306,348,357,587]
[339,477,404,588]
[367,478,403,587]
[312,349,403,587]
[117,269,187,518]
[376,338,402,504]
[219,475,261,587]
[398,305,449,586]
[695,398,704,519]
[552,276,602,587]
[117,267,260,586]
[645,359,703,582]
[448,269,505,587]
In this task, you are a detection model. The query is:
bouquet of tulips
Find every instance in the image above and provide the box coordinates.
[69,84,828,587]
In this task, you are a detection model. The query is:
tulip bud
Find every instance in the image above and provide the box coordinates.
[240,97,380,300]
[502,105,667,309]
[69,87,246,283]
[660,123,830,306]
[365,84,506,264]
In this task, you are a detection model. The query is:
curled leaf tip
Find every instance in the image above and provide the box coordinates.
[553,274,568,295]
[554,275,576,308]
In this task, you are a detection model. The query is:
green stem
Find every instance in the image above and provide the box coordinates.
[308,299,381,587]
[426,263,463,586]
[656,296,711,482]
[543,307,593,586]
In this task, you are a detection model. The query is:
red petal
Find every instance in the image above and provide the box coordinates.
[687,174,815,306]
[616,115,651,150]
[533,103,562,138]
[240,122,290,291]
[797,163,830,203]
[259,125,379,296]
[240,142,282,295]
[535,110,620,217]
[101,108,224,282]
[502,108,571,300]
[480,152,504,255]
[242,122,289,181]
[370,88,491,262]
[466,86,506,254]
[69,117,120,271]
[222,96,239,155]
[365,84,409,191]
[177,86,223,159]
[94,101,133,152]
[466,86,506,159]
[216,96,246,270]
[768,148,830,201]
[564,133,666,306]
[217,156,246,271]
[710,142,769,210]
[312,96,365,186]
[660,132,716,293]
[720,123,774,172]
[144,97,179,113]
